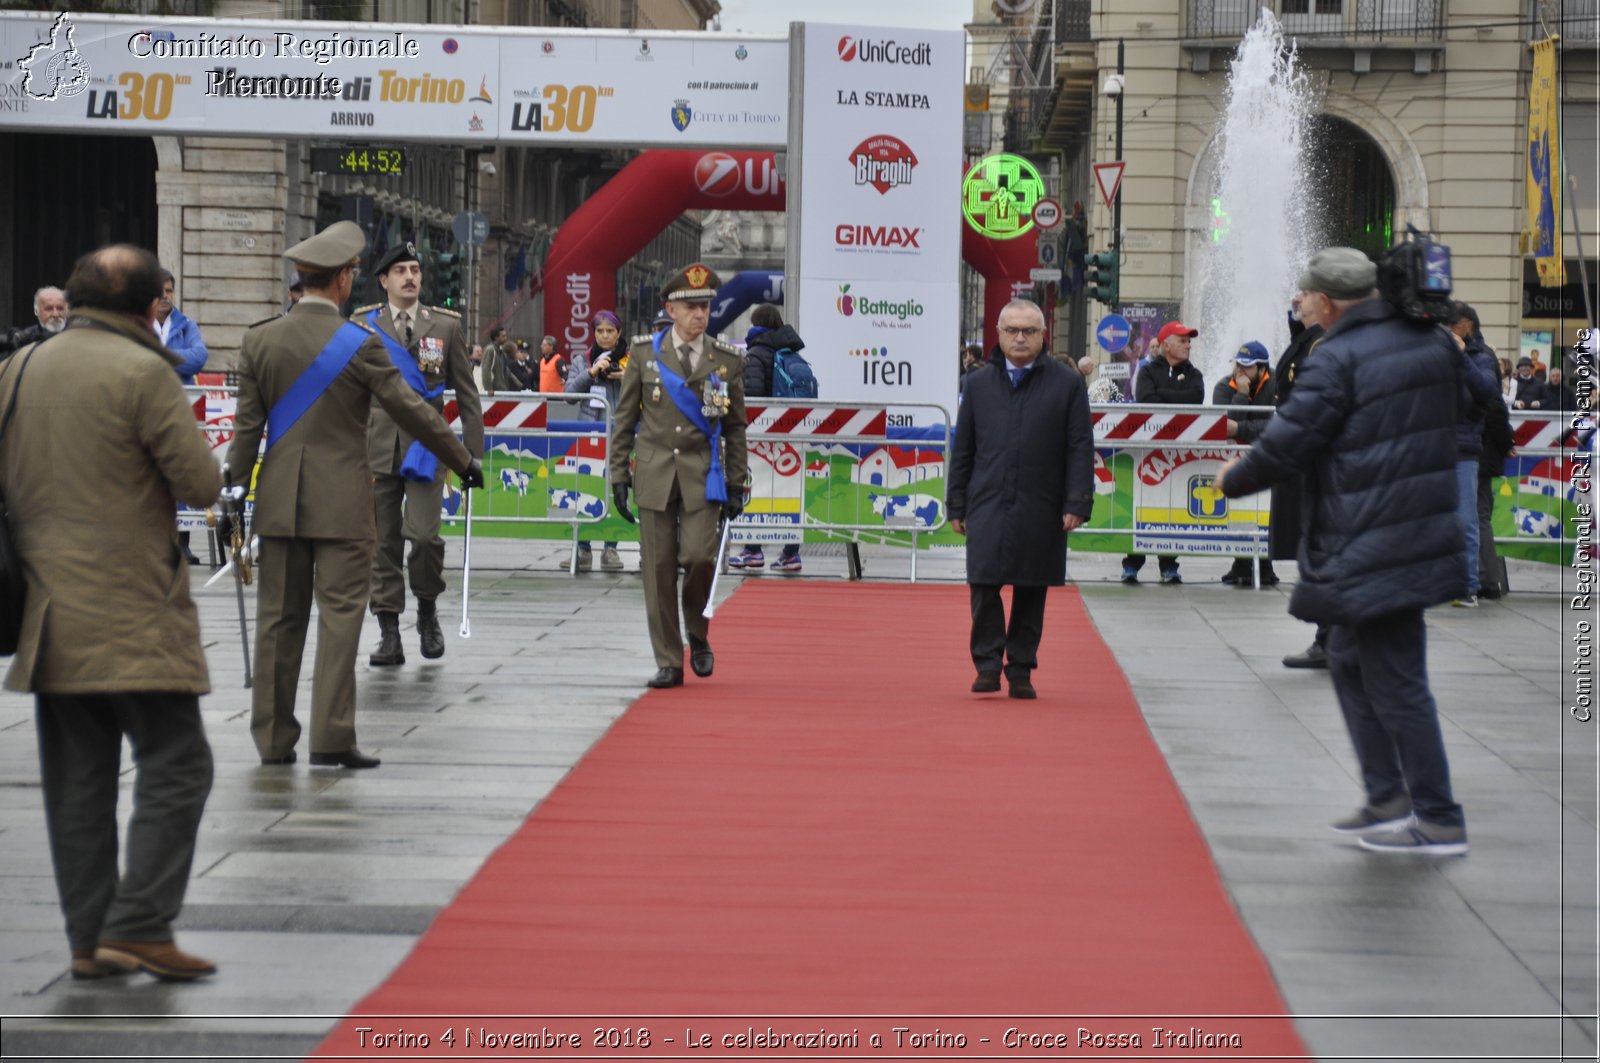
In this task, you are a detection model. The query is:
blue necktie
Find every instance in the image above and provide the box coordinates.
[1009,367,1025,388]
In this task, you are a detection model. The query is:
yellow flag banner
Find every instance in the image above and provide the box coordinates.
[1527,38,1565,287]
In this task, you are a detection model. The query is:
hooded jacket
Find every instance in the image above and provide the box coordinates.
[741,324,806,398]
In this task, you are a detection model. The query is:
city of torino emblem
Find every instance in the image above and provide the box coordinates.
[685,265,711,290]
[671,99,692,131]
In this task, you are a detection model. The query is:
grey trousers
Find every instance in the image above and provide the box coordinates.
[35,691,213,952]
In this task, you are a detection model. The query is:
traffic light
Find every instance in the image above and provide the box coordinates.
[1086,250,1119,307]
[435,249,463,308]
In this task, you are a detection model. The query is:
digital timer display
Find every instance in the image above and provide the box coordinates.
[309,147,407,175]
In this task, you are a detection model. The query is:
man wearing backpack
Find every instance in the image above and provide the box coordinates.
[732,304,812,573]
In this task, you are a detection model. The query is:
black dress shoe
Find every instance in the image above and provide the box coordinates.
[971,671,1001,693]
[688,636,714,678]
[259,752,297,765]
[1282,642,1329,669]
[646,667,684,688]
[416,598,445,660]
[1006,672,1038,699]
[309,748,381,769]
[370,612,405,667]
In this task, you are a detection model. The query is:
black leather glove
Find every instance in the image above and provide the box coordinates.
[460,458,485,490]
[723,499,744,521]
[612,481,635,523]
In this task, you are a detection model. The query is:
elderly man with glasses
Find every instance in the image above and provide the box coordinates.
[949,299,1095,700]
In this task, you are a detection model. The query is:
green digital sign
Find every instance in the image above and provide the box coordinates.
[962,153,1046,240]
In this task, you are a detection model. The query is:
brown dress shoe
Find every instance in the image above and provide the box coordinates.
[70,948,130,980]
[95,940,217,981]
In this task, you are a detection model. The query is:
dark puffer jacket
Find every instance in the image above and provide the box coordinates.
[1220,298,1466,625]
[1454,334,1505,458]
[742,324,806,398]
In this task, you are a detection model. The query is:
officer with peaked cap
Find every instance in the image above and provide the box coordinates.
[609,263,748,688]
[227,221,484,770]
[352,241,483,665]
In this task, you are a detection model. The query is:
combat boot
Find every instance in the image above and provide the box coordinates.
[370,612,405,666]
[417,597,445,659]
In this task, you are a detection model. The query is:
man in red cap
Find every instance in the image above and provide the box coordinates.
[1123,320,1204,584]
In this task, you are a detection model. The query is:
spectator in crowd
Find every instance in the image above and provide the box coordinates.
[1498,356,1516,405]
[961,343,983,375]
[1272,295,1330,667]
[1512,357,1546,409]
[1218,246,1469,856]
[155,270,209,564]
[1527,347,1548,380]
[480,327,508,395]
[1123,321,1203,584]
[1,244,223,981]
[732,304,807,573]
[1076,356,1096,380]
[538,335,569,391]
[652,309,673,335]
[504,339,537,392]
[1474,341,1516,601]
[1,286,69,356]
[565,309,627,572]
[1214,340,1278,587]
[284,272,304,314]
[1446,302,1511,608]
[1544,366,1575,411]
[949,299,1094,699]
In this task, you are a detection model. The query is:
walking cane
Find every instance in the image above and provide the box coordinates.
[702,514,733,620]
[459,483,474,639]
[205,466,253,688]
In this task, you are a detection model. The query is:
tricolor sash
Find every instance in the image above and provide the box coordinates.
[368,308,447,482]
[266,322,367,451]
[652,330,727,505]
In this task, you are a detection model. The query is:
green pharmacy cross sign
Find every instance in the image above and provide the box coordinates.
[962,153,1046,240]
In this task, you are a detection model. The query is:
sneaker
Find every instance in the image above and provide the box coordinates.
[1358,820,1468,856]
[1282,642,1329,669]
[1159,567,1183,585]
[1451,595,1480,608]
[570,548,592,573]
[770,554,802,574]
[1120,565,1140,584]
[730,547,764,570]
[1329,796,1414,835]
[600,547,624,572]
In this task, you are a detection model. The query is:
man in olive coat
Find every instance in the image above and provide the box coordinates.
[0,245,222,981]
[228,223,482,771]
[355,243,483,665]
[609,264,748,688]
[950,299,1095,699]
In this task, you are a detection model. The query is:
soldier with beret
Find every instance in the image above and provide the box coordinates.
[610,264,748,688]
[353,242,484,666]
[227,222,484,771]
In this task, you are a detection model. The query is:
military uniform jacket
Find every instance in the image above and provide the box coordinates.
[226,301,472,541]
[355,303,484,474]
[0,310,222,694]
[609,333,748,511]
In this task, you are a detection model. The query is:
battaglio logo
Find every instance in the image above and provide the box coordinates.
[849,135,916,194]
[836,284,923,321]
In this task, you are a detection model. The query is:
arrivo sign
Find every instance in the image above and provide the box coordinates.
[849,134,917,194]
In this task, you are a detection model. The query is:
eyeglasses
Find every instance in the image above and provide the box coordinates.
[999,326,1043,338]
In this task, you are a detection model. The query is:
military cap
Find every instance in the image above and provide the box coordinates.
[1298,247,1378,300]
[660,263,722,302]
[374,241,421,276]
[651,309,672,330]
[287,271,304,291]
[283,221,365,270]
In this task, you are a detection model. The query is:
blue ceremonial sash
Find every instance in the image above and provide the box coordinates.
[653,330,728,505]
[368,309,447,482]
[266,322,367,451]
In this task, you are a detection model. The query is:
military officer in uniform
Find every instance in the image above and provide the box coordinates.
[354,243,484,666]
[610,264,748,688]
[227,222,484,770]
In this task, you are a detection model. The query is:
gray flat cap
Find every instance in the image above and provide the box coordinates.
[283,221,365,271]
[1298,247,1377,299]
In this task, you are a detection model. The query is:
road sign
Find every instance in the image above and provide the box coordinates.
[1093,162,1126,212]
[1037,240,1059,267]
[1096,313,1131,353]
[1032,197,1063,230]
[1029,267,1062,283]
[453,210,490,248]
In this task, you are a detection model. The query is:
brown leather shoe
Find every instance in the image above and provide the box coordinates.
[70,948,131,980]
[95,940,217,981]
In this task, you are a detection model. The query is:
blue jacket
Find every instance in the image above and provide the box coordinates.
[1454,335,1506,458]
[1221,298,1466,625]
[161,307,208,385]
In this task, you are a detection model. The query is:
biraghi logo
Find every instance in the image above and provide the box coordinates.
[849,135,916,194]
[836,35,932,66]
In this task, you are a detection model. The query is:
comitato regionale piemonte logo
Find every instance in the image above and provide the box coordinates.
[19,12,92,102]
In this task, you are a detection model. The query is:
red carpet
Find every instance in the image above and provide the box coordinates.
[314,583,1308,1059]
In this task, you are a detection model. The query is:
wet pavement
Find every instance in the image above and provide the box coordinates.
[0,538,1592,1062]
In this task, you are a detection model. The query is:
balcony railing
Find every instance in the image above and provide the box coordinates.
[1529,0,1599,42]
[1057,0,1091,43]
[1187,0,1444,42]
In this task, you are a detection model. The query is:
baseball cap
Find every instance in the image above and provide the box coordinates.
[1234,341,1270,366]
[1156,322,1198,344]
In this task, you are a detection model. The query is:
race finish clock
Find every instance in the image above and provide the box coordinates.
[309,147,407,176]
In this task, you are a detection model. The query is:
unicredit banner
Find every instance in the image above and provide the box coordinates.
[0,11,787,146]
[789,22,963,425]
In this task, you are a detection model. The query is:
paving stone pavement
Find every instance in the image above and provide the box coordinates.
[0,538,1592,1062]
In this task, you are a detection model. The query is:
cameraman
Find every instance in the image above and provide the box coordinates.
[565,310,626,572]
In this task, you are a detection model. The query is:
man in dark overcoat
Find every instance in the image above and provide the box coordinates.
[949,299,1095,699]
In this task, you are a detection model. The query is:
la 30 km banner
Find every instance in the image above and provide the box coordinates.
[0,10,788,147]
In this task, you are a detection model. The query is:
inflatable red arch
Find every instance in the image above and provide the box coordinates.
[541,149,1039,356]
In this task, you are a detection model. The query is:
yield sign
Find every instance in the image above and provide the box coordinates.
[1093,161,1126,211]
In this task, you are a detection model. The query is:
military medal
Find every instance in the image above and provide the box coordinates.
[701,375,730,420]
[652,384,662,403]
[417,336,446,374]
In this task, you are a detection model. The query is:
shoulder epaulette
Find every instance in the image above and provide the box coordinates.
[351,320,376,334]
[351,303,380,315]
[429,305,461,319]
[631,334,652,345]
[710,338,738,356]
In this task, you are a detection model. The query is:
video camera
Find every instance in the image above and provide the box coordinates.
[1378,225,1455,327]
